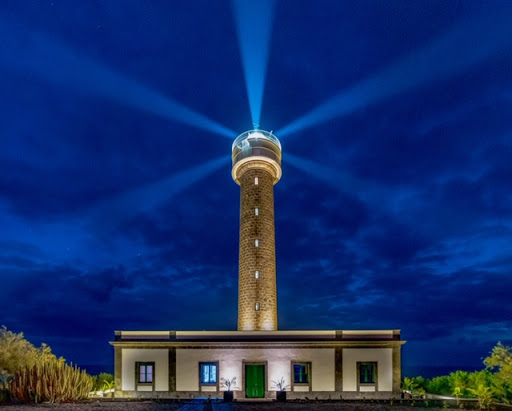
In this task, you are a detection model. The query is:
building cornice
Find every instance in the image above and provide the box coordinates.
[110,340,406,349]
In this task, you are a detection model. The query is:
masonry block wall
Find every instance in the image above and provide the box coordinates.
[237,162,278,330]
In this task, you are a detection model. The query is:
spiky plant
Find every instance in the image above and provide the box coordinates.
[220,377,238,391]
[272,377,290,391]
[9,361,93,403]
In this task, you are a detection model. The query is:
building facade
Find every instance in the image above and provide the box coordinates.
[110,129,405,399]
[111,330,403,399]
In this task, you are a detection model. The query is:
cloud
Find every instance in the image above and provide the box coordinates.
[1,0,512,372]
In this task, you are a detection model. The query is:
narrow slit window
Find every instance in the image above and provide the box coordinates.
[255,270,260,279]
[255,302,260,311]
[254,177,259,185]
[255,239,259,247]
[255,207,259,216]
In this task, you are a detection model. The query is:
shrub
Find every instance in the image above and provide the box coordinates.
[484,342,512,403]
[428,375,452,396]
[9,361,93,403]
[468,384,493,410]
[92,372,114,391]
[403,377,426,397]
[0,326,39,374]
[0,326,63,375]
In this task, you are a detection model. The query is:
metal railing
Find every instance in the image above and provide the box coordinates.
[232,129,281,152]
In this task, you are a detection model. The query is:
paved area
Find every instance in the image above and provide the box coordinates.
[0,400,455,410]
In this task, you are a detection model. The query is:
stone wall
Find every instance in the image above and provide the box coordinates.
[237,163,278,331]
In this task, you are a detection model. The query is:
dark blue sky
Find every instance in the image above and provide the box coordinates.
[1,0,512,376]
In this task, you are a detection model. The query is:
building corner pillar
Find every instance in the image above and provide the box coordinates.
[392,345,401,396]
[114,346,122,397]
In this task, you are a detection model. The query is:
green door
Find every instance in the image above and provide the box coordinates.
[245,364,265,398]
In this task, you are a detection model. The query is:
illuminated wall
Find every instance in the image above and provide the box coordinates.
[176,347,335,392]
[342,348,393,392]
[114,336,402,397]
[121,348,169,391]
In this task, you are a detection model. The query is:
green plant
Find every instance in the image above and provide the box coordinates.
[403,377,417,390]
[92,372,114,391]
[452,385,462,405]
[403,377,426,398]
[428,375,452,396]
[9,361,94,403]
[468,384,493,410]
[0,326,63,376]
[451,370,469,403]
[102,379,115,392]
[484,342,512,403]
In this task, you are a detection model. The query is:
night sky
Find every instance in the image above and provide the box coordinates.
[1,1,512,377]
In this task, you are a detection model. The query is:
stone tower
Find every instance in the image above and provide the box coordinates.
[232,129,282,331]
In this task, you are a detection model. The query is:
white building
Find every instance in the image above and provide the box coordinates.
[111,330,403,399]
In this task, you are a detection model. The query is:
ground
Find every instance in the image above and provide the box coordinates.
[0,400,472,411]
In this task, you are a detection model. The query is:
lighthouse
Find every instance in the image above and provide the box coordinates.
[232,129,282,331]
[113,128,404,399]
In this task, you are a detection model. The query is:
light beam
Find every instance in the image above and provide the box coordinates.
[286,153,392,206]
[88,155,228,230]
[417,86,512,136]
[232,0,276,127]
[0,156,229,265]
[278,9,512,138]
[286,153,425,217]
[0,18,235,139]
[286,153,363,194]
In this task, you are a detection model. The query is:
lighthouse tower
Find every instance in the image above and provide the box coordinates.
[232,129,282,331]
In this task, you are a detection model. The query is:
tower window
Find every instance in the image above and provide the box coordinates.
[255,239,259,247]
[255,302,260,311]
[254,177,259,185]
[255,270,259,279]
[255,207,259,216]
